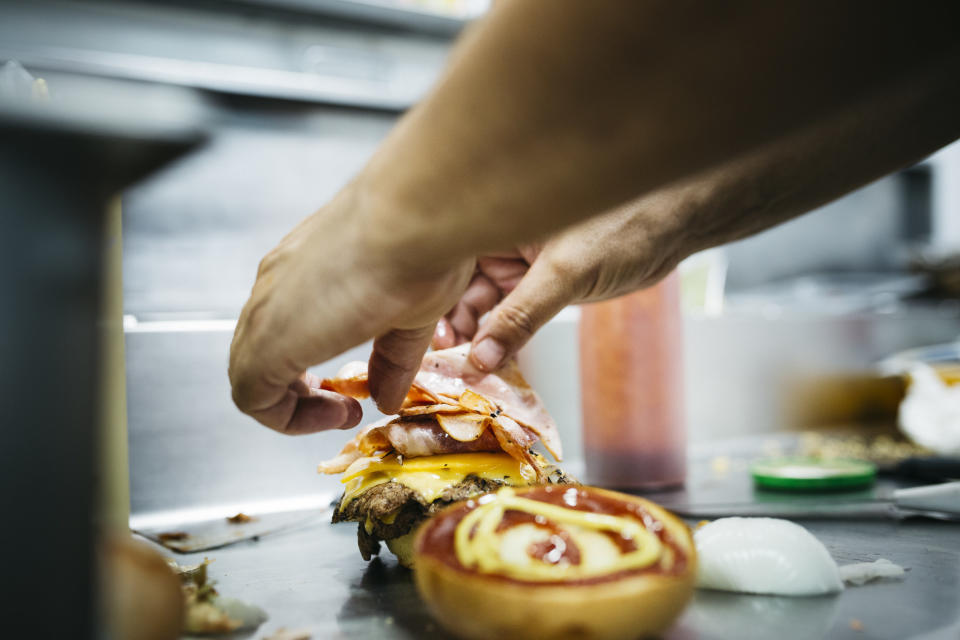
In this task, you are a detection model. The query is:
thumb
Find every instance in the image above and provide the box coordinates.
[368,323,436,414]
[469,260,574,372]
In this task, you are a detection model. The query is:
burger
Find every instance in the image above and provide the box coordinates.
[318,344,571,566]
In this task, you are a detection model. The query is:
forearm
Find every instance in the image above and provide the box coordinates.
[495,52,960,311]
[357,0,959,269]
[666,52,960,263]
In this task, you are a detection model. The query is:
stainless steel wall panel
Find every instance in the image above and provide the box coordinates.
[122,109,395,317]
[125,327,376,515]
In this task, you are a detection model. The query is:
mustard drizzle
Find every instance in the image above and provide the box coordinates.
[454,488,664,581]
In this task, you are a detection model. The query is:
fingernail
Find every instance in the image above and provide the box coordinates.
[434,319,450,342]
[472,338,505,372]
[342,397,363,429]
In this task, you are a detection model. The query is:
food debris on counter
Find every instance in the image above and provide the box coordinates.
[261,627,312,640]
[169,557,268,635]
[227,512,256,524]
[849,618,864,632]
[799,431,931,464]
[158,531,190,542]
[839,558,906,586]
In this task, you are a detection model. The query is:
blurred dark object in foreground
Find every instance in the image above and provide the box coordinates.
[912,250,960,299]
[0,70,203,638]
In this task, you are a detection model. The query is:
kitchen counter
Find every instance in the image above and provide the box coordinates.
[164,435,960,640]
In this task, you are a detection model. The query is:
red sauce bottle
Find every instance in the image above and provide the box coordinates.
[579,272,686,489]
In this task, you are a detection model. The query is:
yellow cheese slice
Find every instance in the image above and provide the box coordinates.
[339,453,535,511]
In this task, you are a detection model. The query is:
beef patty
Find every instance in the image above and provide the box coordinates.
[333,468,573,560]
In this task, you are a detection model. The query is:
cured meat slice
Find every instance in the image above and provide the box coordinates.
[381,417,501,457]
[398,403,463,417]
[416,346,562,461]
[435,413,489,442]
[318,415,503,473]
[319,360,370,398]
[320,345,561,461]
[488,414,543,481]
[457,389,498,416]
[317,415,394,474]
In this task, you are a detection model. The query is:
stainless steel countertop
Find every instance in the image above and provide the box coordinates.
[160,436,960,640]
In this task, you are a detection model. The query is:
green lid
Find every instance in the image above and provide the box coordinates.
[750,457,876,491]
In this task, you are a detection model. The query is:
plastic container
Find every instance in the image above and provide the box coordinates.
[579,272,686,489]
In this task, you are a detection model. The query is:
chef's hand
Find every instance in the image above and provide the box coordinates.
[434,197,688,372]
[229,187,474,435]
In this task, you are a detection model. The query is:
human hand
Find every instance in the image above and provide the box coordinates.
[434,196,688,372]
[229,186,474,435]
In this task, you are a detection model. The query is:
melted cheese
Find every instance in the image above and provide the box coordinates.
[339,453,535,512]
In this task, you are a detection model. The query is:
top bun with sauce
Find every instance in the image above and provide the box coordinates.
[413,485,697,640]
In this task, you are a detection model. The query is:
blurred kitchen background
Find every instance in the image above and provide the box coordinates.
[4,0,959,522]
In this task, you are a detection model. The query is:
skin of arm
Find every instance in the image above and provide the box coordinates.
[229,0,960,434]
[438,55,960,369]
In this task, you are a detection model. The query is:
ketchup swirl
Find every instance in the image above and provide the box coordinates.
[418,486,689,585]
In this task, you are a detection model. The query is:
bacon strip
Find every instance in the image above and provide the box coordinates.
[382,417,502,457]
[398,403,462,417]
[317,415,394,474]
[319,360,370,398]
[435,413,488,442]
[318,414,503,473]
[417,346,562,461]
[489,414,544,482]
[320,345,562,461]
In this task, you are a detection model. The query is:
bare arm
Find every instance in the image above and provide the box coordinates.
[442,53,960,370]
[361,0,960,266]
[230,1,960,433]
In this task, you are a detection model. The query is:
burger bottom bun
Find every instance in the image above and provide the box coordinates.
[415,555,695,640]
[385,530,417,568]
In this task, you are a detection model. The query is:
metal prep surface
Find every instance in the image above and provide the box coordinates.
[162,513,959,640]
[157,435,960,640]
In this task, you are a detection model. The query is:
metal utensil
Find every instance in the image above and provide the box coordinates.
[878,456,960,482]
[131,495,335,552]
[666,481,960,521]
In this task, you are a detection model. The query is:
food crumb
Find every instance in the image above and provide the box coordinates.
[227,512,256,524]
[710,456,730,475]
[262,628,312,640]
[849,619,864,632]
[695,520,710,530]
[158,531,189,542]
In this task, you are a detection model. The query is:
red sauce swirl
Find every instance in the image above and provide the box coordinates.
[417,486,689,585]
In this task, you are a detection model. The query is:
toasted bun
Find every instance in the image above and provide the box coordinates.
[413,487,696,640]
[385,530,418,568]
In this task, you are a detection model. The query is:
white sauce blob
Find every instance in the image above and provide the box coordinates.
[694,517,843,596]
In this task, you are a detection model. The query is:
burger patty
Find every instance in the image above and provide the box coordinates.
[334,468,574,560]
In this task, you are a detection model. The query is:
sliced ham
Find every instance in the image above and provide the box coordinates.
[435,413,489,442]
[416,345,562,460]
[398,403,462,417]
[457,388,498,416]
[317,415,394,474]
[319,360,370,399]
[381,417,502,457]
[489,414,544,481]
[318,414,504,473]
[320,345,562,461]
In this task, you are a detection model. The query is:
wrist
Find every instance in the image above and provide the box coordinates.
[351,161,467,279]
